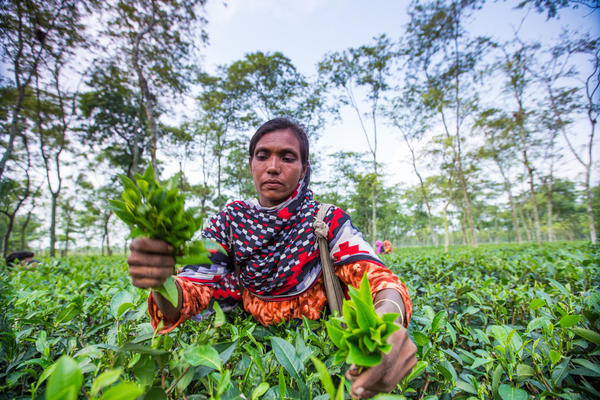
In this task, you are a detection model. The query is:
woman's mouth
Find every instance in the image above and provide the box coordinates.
[263,180,282,188]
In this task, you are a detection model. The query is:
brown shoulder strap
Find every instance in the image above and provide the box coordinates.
[229,223,241,291]
[313,203,344,315]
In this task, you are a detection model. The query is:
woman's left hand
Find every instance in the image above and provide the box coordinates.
[345,325,417,399]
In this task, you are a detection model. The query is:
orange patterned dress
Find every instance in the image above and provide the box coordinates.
[149,260,412,334]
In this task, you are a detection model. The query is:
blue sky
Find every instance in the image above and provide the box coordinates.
[197,0,599,187]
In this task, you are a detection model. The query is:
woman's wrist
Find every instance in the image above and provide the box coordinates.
[373,289,406,326]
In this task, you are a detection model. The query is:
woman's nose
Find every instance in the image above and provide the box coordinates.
[266,157,280,173]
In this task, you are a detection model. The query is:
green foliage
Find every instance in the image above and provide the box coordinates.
[1,243,599,399]
[109,164,209,262]
[326,274,400,367]
[109,163,219,305]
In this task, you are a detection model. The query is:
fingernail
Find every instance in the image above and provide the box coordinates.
[356,387,364,395]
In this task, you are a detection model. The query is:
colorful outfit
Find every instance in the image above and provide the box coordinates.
[383,240,393,254]
[149,169,411,333]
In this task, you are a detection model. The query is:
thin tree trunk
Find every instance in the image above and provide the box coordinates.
[50,194,57,257]
[63,214,71,257]
[519,131,542,244]
[1,215,16,258]
[443,205,450,253]
[494,157,522,243]
[545,175,554,242]
[452,16,476,247]
[404,135,437,246]
[131,13,159,172]
[105,212,112,256]
[20,210,32,251]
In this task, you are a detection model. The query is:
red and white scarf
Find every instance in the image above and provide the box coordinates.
[178,168,383,305]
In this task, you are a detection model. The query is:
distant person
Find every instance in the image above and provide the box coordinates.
[383,240,393,254]
[375,240,384,254]
[6,251,38,269]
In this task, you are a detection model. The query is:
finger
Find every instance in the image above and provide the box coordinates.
[345,365,361,381]
[128,252,175,268]
[349,362,386,398]
[129,237,175,254]
[350,385,378,399]
[129,265,173,280]
[131,276,166,289]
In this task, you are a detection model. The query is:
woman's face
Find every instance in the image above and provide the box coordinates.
[250,129,307,207]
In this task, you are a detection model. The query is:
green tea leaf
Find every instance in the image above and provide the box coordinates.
[492,364,503,395]
[311,356,336,400]
[455,379,477,395]
[516,363,535,379]
[153,276,178,308]
[99,382,144,400]
[46,356,83,400]
[251,382,270,400]
[91,368,122,396]
[212,300,226,327]
[549,349,561,365]
[278,367,286,399]
[529,298,545,311]
[573,327,600,345]
[572,358,600,376]
[110,291,134,319]
[403,360,427,384]
[558,314,581,328]
[498,384,528,400]
[270,337,303,380]
[184,344,222,371]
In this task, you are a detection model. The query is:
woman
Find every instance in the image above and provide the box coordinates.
[383,240,393,254]
[127,118,417,399]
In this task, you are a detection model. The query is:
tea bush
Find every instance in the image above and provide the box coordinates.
[1,242,598,399]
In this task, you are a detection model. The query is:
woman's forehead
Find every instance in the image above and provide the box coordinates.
[254,129,301,153]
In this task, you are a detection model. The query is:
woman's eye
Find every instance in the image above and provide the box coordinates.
[282,156,296,163]
[255,154,268,160]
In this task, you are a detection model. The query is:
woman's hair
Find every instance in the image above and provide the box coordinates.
[249,117,309,166]
[6,251,34,267]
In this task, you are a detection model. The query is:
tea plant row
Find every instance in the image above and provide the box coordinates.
[0,242,598,399]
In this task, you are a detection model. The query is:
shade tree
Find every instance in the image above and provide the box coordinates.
[318,34,396,243]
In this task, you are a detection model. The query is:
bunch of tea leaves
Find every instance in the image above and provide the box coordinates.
[109,164,220,306]
[326,274,400,367]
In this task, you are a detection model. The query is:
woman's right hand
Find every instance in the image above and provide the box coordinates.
[127,237,176,289]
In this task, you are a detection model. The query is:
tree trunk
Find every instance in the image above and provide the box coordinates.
[443,205,450,253]
[104,212,112,256]
[460,211,468,246]
[494,158,522,244]
[405,136,437,246]
[2,215,16,258]
[20,210,33,251]
[0,88,26,182]
[585,168,597,243]
[132,23,159,172]
[545,176,554,242]
[49,194,57,256]
[518,129,542,244]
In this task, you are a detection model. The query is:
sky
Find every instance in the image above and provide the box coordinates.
[192,0,599,191]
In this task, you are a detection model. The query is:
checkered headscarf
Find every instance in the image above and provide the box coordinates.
[178,167,383,303]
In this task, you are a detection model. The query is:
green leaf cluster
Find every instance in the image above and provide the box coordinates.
[326,274,400,367]
[109,164,221,306]
[108,164,213,265]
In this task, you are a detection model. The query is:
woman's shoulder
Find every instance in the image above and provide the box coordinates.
[315,202,352,226]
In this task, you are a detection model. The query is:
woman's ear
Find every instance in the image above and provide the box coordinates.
[301,163,308,179]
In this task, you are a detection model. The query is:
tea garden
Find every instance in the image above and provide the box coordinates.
[1,242,598,399]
